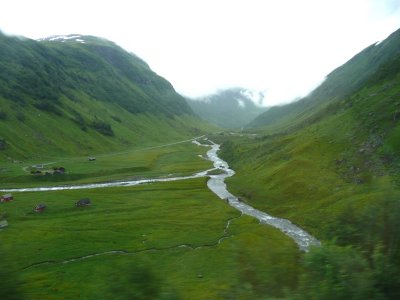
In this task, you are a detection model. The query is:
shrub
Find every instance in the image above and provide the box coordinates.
[0,110,7,120]
[33,101,62,116]
[90,119,114,136]
[296,244,378,300]
[0,138,6,150]
[15,112,25,122]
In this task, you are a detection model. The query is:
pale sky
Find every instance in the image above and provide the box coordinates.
[1,0,400,106]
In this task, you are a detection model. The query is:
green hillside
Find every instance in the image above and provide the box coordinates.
[247,28,400,132]
[215,28,400,299]
[0,32,209,160]
[186,88,267,129]
[2,25,400,299]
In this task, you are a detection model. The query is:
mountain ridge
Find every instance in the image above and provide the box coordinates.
[186,88,267,129]
[214,27,400,298]
[247,27,400,130]
[0,32,208,159]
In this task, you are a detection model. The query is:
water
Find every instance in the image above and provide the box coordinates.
[0,138,320,251]
[204,140,320,252]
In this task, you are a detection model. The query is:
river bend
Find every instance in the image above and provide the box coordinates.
[1,138,320,251]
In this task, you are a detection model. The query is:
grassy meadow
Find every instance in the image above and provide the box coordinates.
[1,179,300,299]
[0,139,211,188]
[1,140,301,299]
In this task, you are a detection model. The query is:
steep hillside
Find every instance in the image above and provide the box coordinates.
[215,27,400,298]
[247,27,400,131]
[0,33,208,159]
[186,88,267,129]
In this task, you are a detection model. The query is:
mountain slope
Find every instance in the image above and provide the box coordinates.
[0,33,208,159]
[215,27,400,298]
[186,88,267,129]
[247,28,400,131]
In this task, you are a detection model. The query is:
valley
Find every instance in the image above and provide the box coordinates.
[1,25,400,299]
[0,138,301,299]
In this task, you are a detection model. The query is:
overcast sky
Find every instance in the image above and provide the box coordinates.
[1,0,400,106]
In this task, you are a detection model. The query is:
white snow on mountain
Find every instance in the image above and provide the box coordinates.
[240,89,265,106]
[237,99,245,108]
[37,35,86,43]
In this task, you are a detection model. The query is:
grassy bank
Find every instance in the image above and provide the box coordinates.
[0,139,211,188]
[1,178,300,299]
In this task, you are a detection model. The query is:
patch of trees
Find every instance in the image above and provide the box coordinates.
[70,110,87,131]
[111,115,122,123]
[0,110,7,120]
[33,100,62,116]
[0,138,6,150]
[90,119,114,136]
[296,197,400,299]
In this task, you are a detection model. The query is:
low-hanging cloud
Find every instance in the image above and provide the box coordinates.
[0,0,399,107]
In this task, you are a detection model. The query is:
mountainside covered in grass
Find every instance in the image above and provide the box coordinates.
[216,27,400,299]
[247,28,400,131]
[0,32,208,159]
[186,88,267,129]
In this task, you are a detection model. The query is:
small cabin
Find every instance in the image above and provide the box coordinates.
[1,194,13,202]
[53,167,66,174]
[75,198,91,207]
[34,203,46,213]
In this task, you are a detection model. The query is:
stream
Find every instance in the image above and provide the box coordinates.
[1,138,320,251]
[201,139,320,251]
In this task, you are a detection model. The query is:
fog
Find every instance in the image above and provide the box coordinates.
[1,0,400,106]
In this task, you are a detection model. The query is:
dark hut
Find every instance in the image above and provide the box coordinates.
[1,194,13,202]
[75,198,91,207]
[53,167,66,174]
[34,203,46,213]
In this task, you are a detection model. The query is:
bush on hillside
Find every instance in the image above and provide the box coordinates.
[295,244,378,300]
[0,110,7,120]
[33,101,62,116]
[0,138,6,150]
[90,119,114,136]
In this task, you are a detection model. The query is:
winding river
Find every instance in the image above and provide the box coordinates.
[1,138,320,251]
[201,139,320,251]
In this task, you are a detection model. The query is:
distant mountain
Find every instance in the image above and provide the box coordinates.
[186,88,267,129]
[247,28,400,130]
[0,33,208,158]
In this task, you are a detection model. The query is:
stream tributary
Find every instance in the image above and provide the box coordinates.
[1,138,320,251]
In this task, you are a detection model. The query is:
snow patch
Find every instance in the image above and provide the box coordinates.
[240,89,265,105]
[237,99,245,108]
[37,35,85,43]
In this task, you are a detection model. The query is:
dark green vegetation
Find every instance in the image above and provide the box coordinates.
[186,88,267,129]
[216,28,400,299]
[0,32,212,160]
